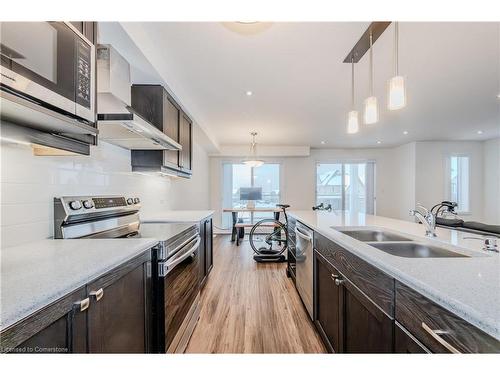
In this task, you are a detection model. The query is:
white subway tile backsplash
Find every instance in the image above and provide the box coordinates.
[1,140,174,247]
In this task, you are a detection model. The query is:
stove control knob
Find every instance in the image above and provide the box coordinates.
[69,200,82,210]
[127,198,134,205]
[83,199,94,209]
[133,198,140,204]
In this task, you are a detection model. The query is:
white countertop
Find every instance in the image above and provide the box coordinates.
[289,210,500,340]
[141,210,214,223]
[0,238,158,331]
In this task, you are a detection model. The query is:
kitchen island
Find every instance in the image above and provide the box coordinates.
[289,210,500,352]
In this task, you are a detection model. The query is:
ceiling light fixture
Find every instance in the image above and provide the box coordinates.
[377,140,382,144]
[243,132,264,168]
[388,22,407,110]
[321,140,326,145]
[403,130,408,135]
[246,90,253,96]
[477,130,483,135]
[347,56,360,134]
[364,31,379,125]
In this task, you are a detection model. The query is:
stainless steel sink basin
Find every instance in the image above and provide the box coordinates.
[338,229,412,242]
[370,242,469,258]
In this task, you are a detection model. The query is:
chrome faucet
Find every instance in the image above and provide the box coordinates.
[409,204,437,238]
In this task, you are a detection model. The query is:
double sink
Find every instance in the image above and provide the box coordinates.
[336,229,470,258]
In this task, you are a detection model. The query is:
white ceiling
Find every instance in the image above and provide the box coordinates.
[120,22,500,148]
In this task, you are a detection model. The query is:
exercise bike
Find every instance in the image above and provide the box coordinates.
[248,204,290,263]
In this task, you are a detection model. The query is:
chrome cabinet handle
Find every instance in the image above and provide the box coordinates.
[334,278,344,286]
[75,297,90,312]
[331,273,339,282]
[421,322,460,353]
[90,288,104,302]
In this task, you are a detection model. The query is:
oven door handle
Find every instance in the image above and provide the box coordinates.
[159,236,201,277]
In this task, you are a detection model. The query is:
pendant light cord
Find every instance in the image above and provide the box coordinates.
[369,31,374,96]
[351,56,355,108]
[394,22,399,76]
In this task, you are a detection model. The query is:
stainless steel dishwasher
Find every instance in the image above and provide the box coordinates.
[295,221,314,319]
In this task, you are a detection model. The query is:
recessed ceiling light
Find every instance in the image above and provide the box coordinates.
[246,90,253,96]
[403,131,408,135]
[497,93,500,99]
[477,130,483,135]
[320,140,326,145]
[377,140,382,144]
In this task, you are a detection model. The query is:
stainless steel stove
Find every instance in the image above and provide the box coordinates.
[54,195,142,239]
[53,195,202,353]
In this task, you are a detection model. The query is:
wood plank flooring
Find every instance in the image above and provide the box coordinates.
[185,235,326,353]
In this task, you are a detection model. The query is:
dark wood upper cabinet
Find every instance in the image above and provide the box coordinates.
[130,85,192,177]
[179,112,192,173]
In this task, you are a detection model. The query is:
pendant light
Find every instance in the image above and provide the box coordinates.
[347,56,359,134]
[388,22,407,110]
[364,31,379,125]
[243,132,264,168]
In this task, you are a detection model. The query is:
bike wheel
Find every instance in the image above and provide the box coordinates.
[249,218,288,256]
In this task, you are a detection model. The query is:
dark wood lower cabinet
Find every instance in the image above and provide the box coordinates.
[3,287,88,354]
[395,322,430,353]
[314,252,341,353]
[87,256,152,353]
[342,277,393,353]
[314,250,393,353]
[200,216,214,287]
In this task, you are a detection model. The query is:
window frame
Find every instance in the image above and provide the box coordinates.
[314,159,377,214]
[445,154,471,215]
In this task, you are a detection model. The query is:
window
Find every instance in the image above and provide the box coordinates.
[449,156,469,213]
[316,162,376,214]
[222,163,281,227]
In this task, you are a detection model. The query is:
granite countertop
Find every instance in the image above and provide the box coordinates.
[141,210,214,223]
[0,238,158,332]
[289,210,500,340]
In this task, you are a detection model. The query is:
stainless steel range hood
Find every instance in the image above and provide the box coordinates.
[96,44,181,151]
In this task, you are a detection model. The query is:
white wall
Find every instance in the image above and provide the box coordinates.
[0,125,210,248]
[414,141,484,221]
[483,138,500,223]
[209,140,497,232]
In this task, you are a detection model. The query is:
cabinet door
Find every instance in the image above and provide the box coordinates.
[205,218,213,276]
[87,258,151,353]
[395,322,430,353]
[199,219,207,287]
[179,113,192,172]
[341,276,393,353]
[131,85,163,131]
[314,252,342,353]
[163,95,180,168]
[7,287,88,353]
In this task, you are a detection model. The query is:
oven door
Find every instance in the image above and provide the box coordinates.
[160,235,201,351]
[0,22,95,122]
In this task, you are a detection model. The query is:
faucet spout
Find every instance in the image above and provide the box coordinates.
[410,205,437,238]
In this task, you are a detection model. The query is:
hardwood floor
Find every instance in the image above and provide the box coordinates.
[185,235,326,353]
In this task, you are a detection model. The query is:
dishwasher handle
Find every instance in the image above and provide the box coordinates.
[159,236,201,277]
[295,226,313,242]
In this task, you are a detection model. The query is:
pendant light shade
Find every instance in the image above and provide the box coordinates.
[388,22,407,110]
[364,96,379,124]
[243,132,264,168]
[347,57,359,134]
[364,31,379,125]
[347,110,360,134]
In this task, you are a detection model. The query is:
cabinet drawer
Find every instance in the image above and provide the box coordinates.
[395,281,500,353]
[314,232,394,316]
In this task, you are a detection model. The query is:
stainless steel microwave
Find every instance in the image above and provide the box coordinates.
[0,22,95,123]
